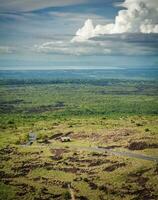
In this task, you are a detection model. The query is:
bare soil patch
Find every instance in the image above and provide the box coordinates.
[104,162,126,172]
[128,141,158,150]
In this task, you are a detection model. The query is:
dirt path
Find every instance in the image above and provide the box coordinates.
[22,143,158,162]
[68,184,75,200]
[79,146,158,162]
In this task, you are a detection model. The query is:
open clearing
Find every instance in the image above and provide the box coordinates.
[0,71,158,200]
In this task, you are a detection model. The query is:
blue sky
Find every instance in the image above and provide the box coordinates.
[0,0,158,69]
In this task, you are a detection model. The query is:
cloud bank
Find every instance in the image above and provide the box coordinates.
[0,0,112,12]
[0,0,88,12]
[34,40,111,56]
[72,0,158,42]
[34,33,158,56]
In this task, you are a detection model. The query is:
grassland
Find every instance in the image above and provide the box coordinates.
[0,73,158,200]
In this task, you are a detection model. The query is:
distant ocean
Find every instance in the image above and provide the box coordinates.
[0,68,158,80]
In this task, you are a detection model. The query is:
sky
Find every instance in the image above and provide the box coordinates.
[0,0,158,69]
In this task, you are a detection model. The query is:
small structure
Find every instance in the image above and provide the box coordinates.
[28,132,36,145]
[60,136,71,142]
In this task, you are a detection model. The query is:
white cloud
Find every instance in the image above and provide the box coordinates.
[49,12,110,24]
[33,40,111,56]
[33,32,158,56]
[120,0,158,9]
[72,0,158,42]
[0,46,15,54]
[0,0,88,12]
[71,19,95,42]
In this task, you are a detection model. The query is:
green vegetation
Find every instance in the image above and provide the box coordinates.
[0,76,158,199]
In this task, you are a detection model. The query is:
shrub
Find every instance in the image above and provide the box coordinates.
[37,133,48,140]
[136,123,143,126]
[7,120,14,125]
[15,133,28,145]
[63,191,71,200]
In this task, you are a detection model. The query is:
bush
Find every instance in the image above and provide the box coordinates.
[63,191,71,200]
[7,120,14,125]
[37,133,48,140]
[15,133,28,145]
[136,123,143,126]
[91,152,100,156]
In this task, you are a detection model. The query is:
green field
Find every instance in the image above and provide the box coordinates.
[0,73,158,200]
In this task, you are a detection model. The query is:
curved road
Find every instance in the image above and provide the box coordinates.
[26,143,158,162]
[68,145,158,162]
